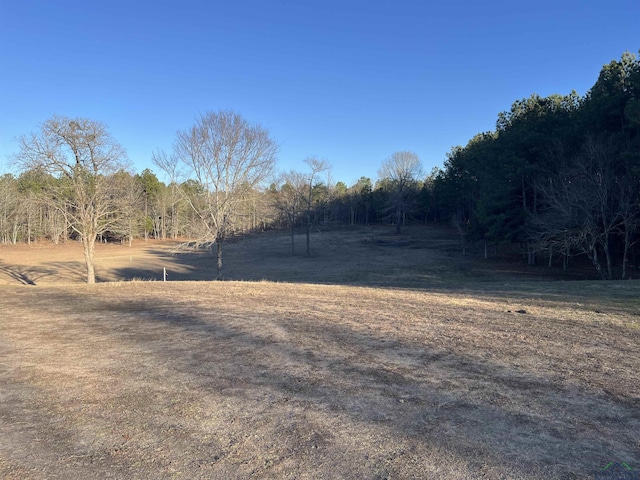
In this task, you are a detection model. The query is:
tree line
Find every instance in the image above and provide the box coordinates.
[429,51,640,279]
[2,51,638,281]
[1,111,431,282]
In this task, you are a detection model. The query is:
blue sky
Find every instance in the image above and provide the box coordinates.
[0,0,638,185]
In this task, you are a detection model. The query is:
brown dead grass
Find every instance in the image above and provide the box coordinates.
[0,225,596,287]
[1,226,639,479]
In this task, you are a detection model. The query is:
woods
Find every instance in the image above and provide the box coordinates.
[430,52,640,279]
[4,52,640,281]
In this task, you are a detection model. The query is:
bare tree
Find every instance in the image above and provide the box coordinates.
[531,136,631,279]
[0,174,20,244]
[270,159,330,257]
[617,173,640,279]
[154,111,278,279]
[301,158,330,256]
[14,115,128,283]
[378,151,423,234]
[274,171,306,255]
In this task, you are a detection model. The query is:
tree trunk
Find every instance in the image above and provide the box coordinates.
[621,227,635,279]
[216,238,223,280]
[306,212,311,257]
[290,219,295,256]
[591,246,606,280]
[526,241,536,266]
[26,209,32,245]
[82,234,96,284]
[144,195,148,241]
[622,228,629,280]
[603,235,613,280]
[11,220,18,244]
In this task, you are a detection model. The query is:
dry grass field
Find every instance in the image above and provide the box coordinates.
[1,226,639,479]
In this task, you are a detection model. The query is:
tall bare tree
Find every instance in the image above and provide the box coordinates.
[154,111,278,279]
[301,158,330,256]
[14,115,128,283]
[378,151,423,234]
[273,171,305,255]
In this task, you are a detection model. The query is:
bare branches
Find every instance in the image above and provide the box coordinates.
[154,110,278,279]
[530,136,636,279]
[378,151,423,234]
[378,151,423,189]
[14,115,128,283]
[173,111,277,195]
[16,115,127,177]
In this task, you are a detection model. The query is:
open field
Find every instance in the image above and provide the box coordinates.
[0,225,603,288]
[1,226,639,479]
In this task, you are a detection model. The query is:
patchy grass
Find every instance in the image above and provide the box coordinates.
[0,225,601,288]
[0,226,638,478]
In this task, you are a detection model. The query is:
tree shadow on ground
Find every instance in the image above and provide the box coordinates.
[14,287,638,479]
[108,226,603,289]
[44,261,88,283]
[0,261,59,285]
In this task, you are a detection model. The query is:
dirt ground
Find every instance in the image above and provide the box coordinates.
[1,226,639,479]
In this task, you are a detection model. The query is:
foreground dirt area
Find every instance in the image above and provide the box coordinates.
[1,227,639,478]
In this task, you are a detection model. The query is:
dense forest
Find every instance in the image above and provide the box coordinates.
[1,52,638,281]
[430,51,640,279]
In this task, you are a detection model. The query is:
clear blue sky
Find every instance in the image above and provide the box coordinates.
[0,0,638,185]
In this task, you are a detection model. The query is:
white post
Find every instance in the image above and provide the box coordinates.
[163,267,167,282]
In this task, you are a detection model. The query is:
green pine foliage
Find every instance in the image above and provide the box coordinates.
[434,51,640,278]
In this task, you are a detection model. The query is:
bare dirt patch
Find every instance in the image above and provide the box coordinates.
[1,226,639,479]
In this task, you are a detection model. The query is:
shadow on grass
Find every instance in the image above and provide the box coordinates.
[0,261,75,285]
[0,261,39,285]
[111,251,207,282]
[0,259,89,285]
[25,287,640,479]
[45,261,88,283]
[108,225,604,290]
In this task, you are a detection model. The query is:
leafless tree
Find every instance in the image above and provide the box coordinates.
[0,174,20,244]
[153,111,278,279]
[378,151,423,234]
[274,171,306,255]
[14,115,128,283]
[271,158,330,257]
[301,158,330,256]
[531,136,631,279]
